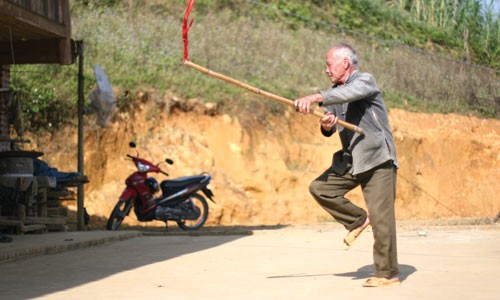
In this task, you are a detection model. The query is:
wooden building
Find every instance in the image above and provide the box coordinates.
[0,0,87,233]
[0,0,74,65]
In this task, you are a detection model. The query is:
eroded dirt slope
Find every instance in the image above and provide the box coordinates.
[29,96,500,227]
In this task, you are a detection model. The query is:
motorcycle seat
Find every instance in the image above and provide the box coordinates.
[161,175,208,188]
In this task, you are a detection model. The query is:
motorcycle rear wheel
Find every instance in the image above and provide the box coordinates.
[106,199,133,230]
[177,193,209,231]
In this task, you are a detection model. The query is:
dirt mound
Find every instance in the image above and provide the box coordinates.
[29,96,500,227]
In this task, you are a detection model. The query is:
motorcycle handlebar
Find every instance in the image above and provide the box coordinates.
[126,154,169,176]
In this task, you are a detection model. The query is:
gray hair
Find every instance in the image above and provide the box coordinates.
[333,43,359,68]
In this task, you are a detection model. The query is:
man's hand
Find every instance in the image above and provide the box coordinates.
[294,93,323,114]
[320,112,338,131]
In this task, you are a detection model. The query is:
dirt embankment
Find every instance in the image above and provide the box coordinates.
[29,96,500,227]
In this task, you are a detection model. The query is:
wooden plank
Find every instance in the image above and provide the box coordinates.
[37,187,48,217]
[0,38,75,65]
[47,206,68,217]
[55,197,76,201]
[8,0,64,23]
[0,0,70,37]
[25,216,66,225]
[0,214,66,226]
[46,188,74,199]
[60,0,71,37]
[0,217,48,233]
[0,217,22,225]
[20,224,47,233]
[60,175,90,188]
[58,37,72,64]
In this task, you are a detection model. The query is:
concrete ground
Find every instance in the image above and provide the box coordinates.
[0,223,499,300]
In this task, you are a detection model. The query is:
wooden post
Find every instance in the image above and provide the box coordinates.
[76,40,85,231]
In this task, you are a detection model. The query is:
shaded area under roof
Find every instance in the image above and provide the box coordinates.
[0,0,74,65]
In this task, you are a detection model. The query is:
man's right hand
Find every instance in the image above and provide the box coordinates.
[294,93,323,114]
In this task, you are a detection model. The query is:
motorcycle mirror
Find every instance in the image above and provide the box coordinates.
[165,158,174,165]
[129,142,136,148]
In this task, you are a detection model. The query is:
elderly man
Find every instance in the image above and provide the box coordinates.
[294,43,400,287]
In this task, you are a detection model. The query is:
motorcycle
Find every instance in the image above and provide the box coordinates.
[106,142,215,231]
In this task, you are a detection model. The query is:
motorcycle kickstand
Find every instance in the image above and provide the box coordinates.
[164,221,169,232]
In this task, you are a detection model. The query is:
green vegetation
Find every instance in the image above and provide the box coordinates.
[10,0,500,131]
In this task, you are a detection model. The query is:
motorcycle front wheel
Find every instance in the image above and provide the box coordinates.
[177,193,209,231]
[106,199,133,231]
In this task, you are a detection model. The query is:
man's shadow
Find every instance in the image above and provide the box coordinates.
[335,264,417,282]
[267,264,416,281]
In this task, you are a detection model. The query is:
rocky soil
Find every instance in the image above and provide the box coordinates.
[27,94,500,228]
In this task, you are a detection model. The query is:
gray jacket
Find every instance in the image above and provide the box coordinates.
[319,71,398,175]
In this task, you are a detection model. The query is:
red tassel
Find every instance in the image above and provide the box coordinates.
[182,0,195,62]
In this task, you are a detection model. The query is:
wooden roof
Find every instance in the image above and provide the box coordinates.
[0,0,75,65]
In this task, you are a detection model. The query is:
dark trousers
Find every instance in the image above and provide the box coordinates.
[309,160,399,278]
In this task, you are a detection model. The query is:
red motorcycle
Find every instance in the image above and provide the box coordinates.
[106,142,214,231]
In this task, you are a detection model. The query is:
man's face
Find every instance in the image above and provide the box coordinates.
[325,49,347,85]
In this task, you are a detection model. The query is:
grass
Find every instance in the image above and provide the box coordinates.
[9,0,500,132]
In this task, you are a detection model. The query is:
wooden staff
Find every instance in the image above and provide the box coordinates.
[183,60,364,135]
[182,0,363,135]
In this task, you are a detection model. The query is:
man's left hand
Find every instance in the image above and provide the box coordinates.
[320,112,338,130]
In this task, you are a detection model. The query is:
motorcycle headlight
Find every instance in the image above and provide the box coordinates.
[137,161,150,173]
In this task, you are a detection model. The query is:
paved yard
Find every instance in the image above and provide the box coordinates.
[0,224,498,299]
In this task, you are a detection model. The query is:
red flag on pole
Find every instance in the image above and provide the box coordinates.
[182,0,195,62]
